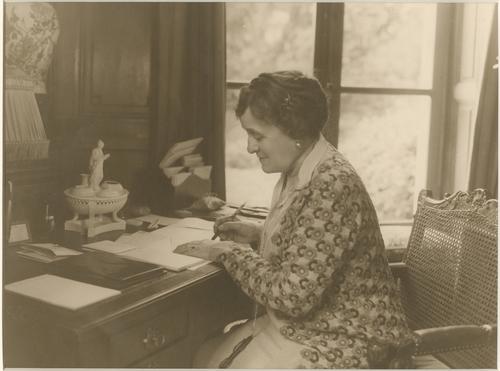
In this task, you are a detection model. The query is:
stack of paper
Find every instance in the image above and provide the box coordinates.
[84,217,214,272]
[159,137,204,169]
[5,274,121,310]
[183,153,204,168]
[158,137,212,201]
[119,223,213,271]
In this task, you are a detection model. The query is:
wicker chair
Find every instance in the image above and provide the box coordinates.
[368,189,497,368]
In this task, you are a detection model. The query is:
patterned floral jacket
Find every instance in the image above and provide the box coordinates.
[217,138,411,368]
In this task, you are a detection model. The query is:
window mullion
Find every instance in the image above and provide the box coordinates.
[314,3,344,147]
[340,87,432,96]
[227,81,248,89]
[426,4,456,198]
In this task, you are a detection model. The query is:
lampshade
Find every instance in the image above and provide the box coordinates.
[5,2,60,94]
[4,3,59,161]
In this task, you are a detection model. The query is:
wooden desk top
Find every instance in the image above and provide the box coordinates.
[4,248,225,329]
[4,248,252,368]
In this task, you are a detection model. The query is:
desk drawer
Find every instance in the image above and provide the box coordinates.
[132,338,192,368]
[109,302,188,366]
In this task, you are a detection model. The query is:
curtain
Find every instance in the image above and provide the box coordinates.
[468,8,498,198]
[143,3,226,213]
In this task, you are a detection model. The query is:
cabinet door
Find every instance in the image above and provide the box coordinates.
[49,3,155,191]
[80,3,152,116]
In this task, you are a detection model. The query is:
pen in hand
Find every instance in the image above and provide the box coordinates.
[211,202,247,240]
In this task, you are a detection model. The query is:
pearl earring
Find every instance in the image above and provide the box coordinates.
[295,141,302,149]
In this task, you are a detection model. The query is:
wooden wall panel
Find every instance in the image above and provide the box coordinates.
[9,3,224,227]
[48,3,155,196]
[80,3,152,115]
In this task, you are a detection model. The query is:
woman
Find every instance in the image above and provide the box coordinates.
[176,71,411,368]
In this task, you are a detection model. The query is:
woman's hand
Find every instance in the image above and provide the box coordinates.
[214,217,261,244]
[174,240,236,261]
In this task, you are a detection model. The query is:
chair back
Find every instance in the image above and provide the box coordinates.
[400,189,497,368]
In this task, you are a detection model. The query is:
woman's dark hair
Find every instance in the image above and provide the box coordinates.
[235,71,328,140]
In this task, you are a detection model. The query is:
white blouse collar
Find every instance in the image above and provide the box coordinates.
[295,133,332,190]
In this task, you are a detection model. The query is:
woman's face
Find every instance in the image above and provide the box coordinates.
[240,109,300,173]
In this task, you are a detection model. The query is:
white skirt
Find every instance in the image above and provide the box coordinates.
[194,313,305,369]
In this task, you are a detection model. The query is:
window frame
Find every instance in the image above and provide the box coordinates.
[224,3,455,221]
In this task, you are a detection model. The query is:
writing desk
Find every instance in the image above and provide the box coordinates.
[3,250,252,368]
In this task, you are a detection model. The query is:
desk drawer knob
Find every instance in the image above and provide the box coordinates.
[142,327,166,349]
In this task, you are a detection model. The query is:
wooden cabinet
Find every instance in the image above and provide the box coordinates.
[5,3,158,239]
[48,3,155,193]
[3,263,253,368]
[80,3,152,116]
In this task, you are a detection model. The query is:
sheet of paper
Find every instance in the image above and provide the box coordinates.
[192,165,212,180]
[117,224,211,271]
[173,217,214,231]
[182,154,204,167]
[134,214,182,226]
[151,225,213,246]
[5,274,121,311]
[116,231,168,249]
[9,224,30,243]
[83,240,137,254]
[171,172,191,187]
[87,217,215,271]
[162,166,184,178]
[120,243,203,272]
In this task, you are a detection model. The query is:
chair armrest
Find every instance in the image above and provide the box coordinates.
[366,324,496,368]
[413,324,497,355]
[389,261,407,281]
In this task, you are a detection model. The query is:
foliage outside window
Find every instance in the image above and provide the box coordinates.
[225,3,437,222]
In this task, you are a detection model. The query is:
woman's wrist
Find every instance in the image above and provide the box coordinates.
[210,243,233,261]
[213,241,254,262]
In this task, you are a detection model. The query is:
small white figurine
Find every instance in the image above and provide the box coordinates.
[89,139,110,191]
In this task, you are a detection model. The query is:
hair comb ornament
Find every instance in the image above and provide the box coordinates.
[249,75,269,89]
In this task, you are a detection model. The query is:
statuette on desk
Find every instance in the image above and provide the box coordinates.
[63,142,128,247]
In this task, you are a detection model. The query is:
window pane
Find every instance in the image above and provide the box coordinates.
[225,88,280,207]
[226,3,316,82]
[338,94,431,220]
[342,3,437,89]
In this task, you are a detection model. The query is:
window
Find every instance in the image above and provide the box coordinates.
[337,4,438,221]
[225,4,451,221]
[225,3,317,207]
